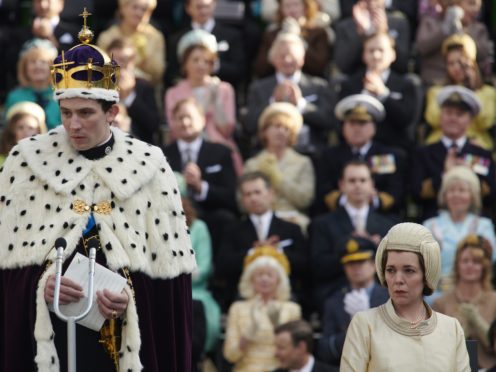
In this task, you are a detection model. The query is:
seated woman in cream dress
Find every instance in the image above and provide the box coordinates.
[341,223,470,372]
[244,102,315,232]
[223,246,301,372]
[433,234,496,369]
[424,33,496,150]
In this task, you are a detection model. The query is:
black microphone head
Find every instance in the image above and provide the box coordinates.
[55,237,67,249]
[86,237,100,251]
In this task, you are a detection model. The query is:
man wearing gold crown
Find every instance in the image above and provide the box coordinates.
[0,12,196,372]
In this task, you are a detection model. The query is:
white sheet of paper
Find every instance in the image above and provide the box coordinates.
[55,252,127,331]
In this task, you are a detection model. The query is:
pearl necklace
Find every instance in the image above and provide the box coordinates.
[409,305,427,329]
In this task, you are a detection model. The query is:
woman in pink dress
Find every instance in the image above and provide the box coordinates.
[165,29,243,174]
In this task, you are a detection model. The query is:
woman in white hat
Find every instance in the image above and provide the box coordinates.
[341,222,470,371]
[165,29,243,175]
[243,102,315,232]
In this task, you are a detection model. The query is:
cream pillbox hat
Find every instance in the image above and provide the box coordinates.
[376,223,441,292]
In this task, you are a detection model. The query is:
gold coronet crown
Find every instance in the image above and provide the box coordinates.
[243,245,291,274]
[50,8,119,92]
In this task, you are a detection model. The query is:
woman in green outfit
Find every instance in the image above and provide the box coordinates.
[5,38,60,129]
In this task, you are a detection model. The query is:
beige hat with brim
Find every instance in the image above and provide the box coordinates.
[375,223,441,292]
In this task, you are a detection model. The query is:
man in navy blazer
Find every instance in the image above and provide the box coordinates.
[410,85,496,219]
[216,172,308,311]
[162,98,238,250]
[310,160,394,310]
[318,237,389,366]
[338,32,417,151]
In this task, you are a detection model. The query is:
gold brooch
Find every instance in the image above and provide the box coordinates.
[72,199,112,215]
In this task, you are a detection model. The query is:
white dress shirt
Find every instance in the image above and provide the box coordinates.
[249,210,273,241]
[290,355,315,372]
[441,136,467,152]
[177,138,209,200]
[344,203,369,232]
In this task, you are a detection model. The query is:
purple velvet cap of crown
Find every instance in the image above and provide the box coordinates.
[53,44,117,83]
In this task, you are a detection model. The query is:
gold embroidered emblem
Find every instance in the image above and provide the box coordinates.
[72,199,112,215]
[347,239,359,253]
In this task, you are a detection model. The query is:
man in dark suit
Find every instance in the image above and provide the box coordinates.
[107,39,159,144]
[316,93,406,217]
[318,237,389,367]
[165,0,245,88]
[339,32,417,151]
[216,172,308,311]
[340,0,418,35]
[21,0,79,51]
[246,32,332,154]
[411,85,496,219]
[310,160,394,310]
[273,319,338,372]
[334,0,411,74]
[162,98,238,250]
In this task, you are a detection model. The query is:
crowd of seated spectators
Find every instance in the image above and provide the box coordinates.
[2,0,496,370]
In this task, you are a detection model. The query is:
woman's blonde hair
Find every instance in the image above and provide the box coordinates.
[438,166,481,213]
[259,112,299,147]
[276,0,318,25]
[17,42,57,87]
[258,102,302,147]
[454,234,493,290]
[238,256,291,301]
[118,0,157,22]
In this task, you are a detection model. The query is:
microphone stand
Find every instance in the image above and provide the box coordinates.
[53,239,96,372]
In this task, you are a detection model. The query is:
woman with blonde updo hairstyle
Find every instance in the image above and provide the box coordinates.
[433,234,496,368]
[97,0,165,85]
[223,246,301,371]
[244,102,315,232]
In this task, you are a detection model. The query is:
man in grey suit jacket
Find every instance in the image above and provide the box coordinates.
[246,32,333,154]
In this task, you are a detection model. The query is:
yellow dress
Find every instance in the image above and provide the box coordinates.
[244,148,315,232]
[424,84,496,150]
[341,299,470,372]
[223,299,301,372]
[97,23,166,85]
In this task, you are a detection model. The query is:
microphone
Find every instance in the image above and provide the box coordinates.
[86,238,99,251]
[55,237,67,250]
